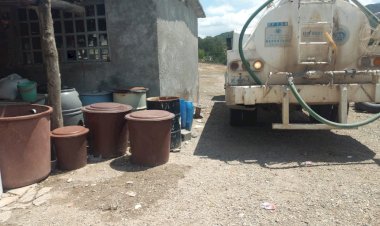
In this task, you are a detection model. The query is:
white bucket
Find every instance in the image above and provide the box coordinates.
[113,87,148,110]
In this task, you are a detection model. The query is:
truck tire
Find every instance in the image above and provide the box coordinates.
[230,109,257,127]
[355,102,380,113]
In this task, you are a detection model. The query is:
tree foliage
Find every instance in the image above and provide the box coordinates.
[198,33,230,65]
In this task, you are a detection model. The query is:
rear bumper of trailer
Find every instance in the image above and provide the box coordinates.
[226,83,380,129]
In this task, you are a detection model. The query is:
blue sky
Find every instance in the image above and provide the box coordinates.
[198,0,380,37]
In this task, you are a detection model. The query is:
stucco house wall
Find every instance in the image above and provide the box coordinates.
[157,0,200,101]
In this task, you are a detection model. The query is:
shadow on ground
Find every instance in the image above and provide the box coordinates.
[110,155,151,172]
[211,95,225,102]
[194,101,378,169]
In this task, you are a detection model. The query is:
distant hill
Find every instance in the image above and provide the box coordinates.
[214,31,233,40]
[366,3,380,14]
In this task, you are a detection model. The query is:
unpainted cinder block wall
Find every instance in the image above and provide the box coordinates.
[156,0,199,102]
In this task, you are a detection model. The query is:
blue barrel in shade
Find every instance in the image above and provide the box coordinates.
[79,91,113,106]
[180,99,187,129]
[185,101,194,131]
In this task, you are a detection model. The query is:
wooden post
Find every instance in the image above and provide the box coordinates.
[37,0,63,129]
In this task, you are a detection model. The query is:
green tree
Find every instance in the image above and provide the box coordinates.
[198,33,229,64]
[198,49,205,60]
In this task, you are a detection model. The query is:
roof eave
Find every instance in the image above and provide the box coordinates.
[187,0,206,18]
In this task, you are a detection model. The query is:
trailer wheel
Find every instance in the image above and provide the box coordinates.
[230,109,257,127]
[354,102,380,113]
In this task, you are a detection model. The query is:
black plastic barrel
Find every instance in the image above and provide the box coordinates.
[147,96,181,151]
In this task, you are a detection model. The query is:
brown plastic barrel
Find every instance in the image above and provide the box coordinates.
[51,126,89,170]
[0,104,52,189]
[126,110,174,166]
[82,103,132,158]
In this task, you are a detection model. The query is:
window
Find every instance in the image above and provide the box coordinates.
[18,2,109,65]
[18,8,42,64]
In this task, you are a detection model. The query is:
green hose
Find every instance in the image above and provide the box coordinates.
[239,0,274,85]
[288,78,380,128]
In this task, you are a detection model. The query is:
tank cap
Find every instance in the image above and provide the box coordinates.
[126,110,174,121]
[52,126,89,137]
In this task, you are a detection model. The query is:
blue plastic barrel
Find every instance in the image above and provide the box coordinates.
[185,101,194,131]
[180,99,186,129]
[79,91,113,106]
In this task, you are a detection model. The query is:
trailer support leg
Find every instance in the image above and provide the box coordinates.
[339,85,348,123]
[282,87,290,125]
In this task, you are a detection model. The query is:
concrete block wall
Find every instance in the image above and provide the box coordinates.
[156,0,199,102]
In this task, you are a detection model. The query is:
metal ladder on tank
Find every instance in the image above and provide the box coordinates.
[297,0,336,65]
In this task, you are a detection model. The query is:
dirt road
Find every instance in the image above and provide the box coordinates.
[1,63,379,225]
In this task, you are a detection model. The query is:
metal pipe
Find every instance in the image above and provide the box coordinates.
[272,70,380,77]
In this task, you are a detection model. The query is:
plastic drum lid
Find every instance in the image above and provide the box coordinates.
[114,87,149,94]
[80,91,112,96]
[126,110,174,121]
[129,87,148,93]
[51,126,89,138]
[146,96,179,102]
[82,102,133,113]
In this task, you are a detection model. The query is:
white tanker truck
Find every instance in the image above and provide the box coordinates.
[225,0,380,129]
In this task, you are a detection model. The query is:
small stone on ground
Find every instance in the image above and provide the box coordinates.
[18,187,37,203]
[7,184,36,197]
[0,211,12,223]
[33,194,51,206]
[0,196,19,208]
[36,187,52,198]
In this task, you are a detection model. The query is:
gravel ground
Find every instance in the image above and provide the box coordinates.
[1,63,379,225]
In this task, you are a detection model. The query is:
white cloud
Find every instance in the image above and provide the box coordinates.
[365,0,380,4]
[199,3,260,37]
[205,4,234,15]
[198,0,380,38]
